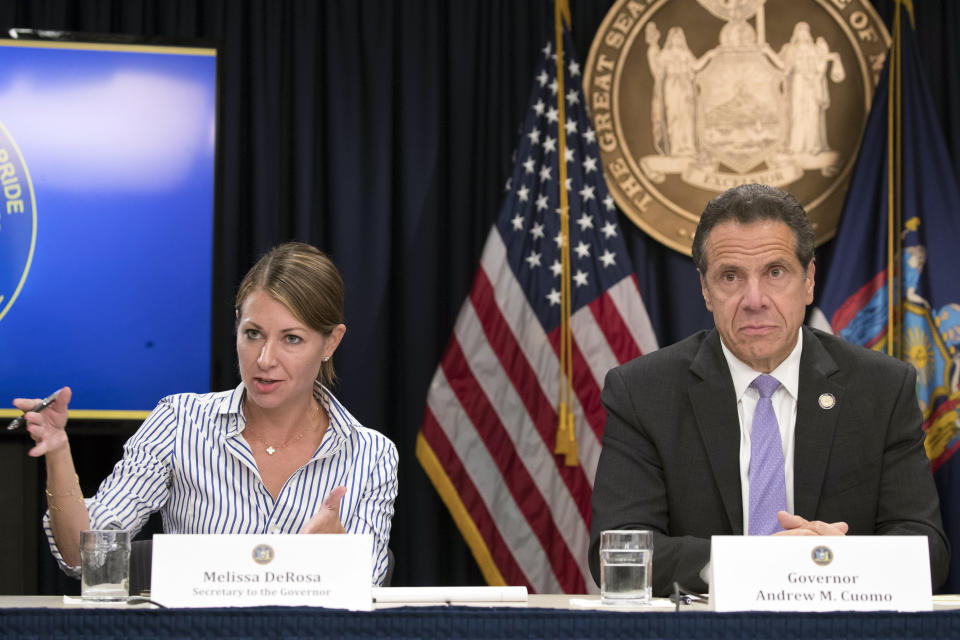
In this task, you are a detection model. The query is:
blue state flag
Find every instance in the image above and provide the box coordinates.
[811,3,960,590]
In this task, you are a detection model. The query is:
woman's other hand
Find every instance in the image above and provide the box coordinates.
[300,485,347,534]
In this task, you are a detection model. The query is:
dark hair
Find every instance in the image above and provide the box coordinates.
[236,242,345,386]
[691,184,815,273]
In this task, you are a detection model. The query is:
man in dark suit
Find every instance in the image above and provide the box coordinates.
[589,184,949,596]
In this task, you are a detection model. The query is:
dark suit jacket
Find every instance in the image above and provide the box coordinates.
[589,326,949,596]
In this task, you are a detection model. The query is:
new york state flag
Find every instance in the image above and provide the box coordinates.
[810,4,960,591]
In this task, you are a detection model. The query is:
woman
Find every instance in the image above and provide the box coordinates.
[15,242,398,585]
[646,24,698,157]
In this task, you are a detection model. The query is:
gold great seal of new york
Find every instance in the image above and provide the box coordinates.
[584,0,890,255]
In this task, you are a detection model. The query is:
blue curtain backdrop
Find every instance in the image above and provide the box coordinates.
[1,0,957,590]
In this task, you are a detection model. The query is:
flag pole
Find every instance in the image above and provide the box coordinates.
[886,1,901,357]
[893,0,913,361]
[554,0,578,467]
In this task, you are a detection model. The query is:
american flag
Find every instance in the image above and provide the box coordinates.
[416,31,658,594]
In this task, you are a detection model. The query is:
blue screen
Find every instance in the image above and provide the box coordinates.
[0,40,216,415]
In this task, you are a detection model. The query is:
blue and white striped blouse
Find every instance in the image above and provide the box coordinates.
[43,382,399,585]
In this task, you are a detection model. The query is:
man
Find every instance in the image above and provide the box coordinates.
[589,184,949,596]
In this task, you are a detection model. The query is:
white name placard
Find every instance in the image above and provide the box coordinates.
[151,533,372,610]
[710,535,931,612]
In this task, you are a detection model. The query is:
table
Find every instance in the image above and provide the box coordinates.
[3,595,960,639]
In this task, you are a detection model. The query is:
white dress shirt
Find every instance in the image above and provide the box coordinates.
[719,328,803,534]
[43,381,398,585]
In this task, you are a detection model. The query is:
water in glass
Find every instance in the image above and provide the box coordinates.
[601,548,651,605]
[80,531,130,601]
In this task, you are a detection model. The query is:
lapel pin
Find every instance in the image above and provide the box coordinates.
[818,393,836,410]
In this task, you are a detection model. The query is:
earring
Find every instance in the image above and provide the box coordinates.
[322,356,330,362]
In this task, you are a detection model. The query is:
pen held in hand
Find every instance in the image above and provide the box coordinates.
[7,392,59,431]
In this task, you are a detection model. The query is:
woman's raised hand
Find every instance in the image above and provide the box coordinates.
[13,387,72,457]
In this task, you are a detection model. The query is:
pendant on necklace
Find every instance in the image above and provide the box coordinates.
[266,446,276,455]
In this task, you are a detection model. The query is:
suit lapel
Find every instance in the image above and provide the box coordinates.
[689,330,744,534]
[793,327,844,519]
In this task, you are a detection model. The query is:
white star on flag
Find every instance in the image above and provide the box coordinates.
[600,249,617,267]
[546,107,558,123]
[582,156,597,173]
[574,241,591,259]
[536,194,549,211]
[546,288,561,306]
[530,222,545,239]
[579,184,596,202]
[539,166,552,182]
[511,213,524,230]
[525,251,542,268]
[543,136,557,153]
[573,269,588,287]
[601,220,618,238]
[577,213,593,231]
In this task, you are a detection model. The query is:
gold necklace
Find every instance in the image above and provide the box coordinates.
[251,429,305,456]
[248,401,322,455]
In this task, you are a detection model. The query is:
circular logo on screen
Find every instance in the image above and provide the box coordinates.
[811,545,834,566]
[0,121,37,322]
[252,543,275,565]
[584,0,889,255]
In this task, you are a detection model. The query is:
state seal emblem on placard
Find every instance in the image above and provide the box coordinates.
[252,543,275,565]
[0,121,37,322]
[585,0,890,255]
[811,545,834,566]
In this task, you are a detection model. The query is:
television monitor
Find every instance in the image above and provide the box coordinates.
[0,34,217,419]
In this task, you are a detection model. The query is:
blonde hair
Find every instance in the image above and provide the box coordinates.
[236,242,345,387]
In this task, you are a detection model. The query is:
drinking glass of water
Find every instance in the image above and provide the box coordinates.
[600,529,652,605]
[80,530,130,601]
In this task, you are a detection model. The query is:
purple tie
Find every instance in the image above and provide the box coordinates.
[748,374,787,535]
